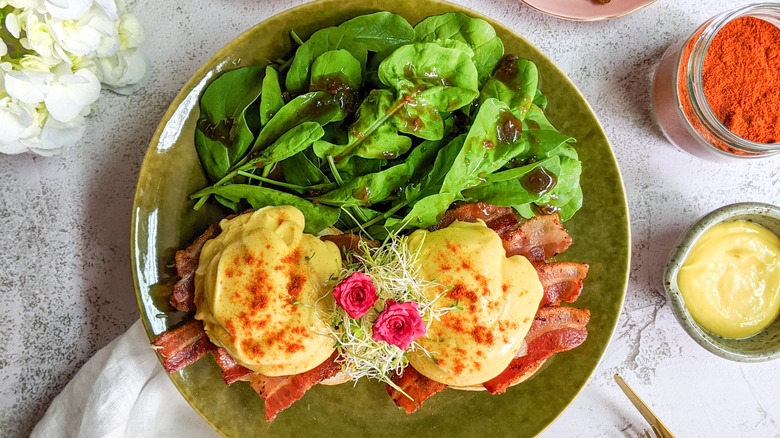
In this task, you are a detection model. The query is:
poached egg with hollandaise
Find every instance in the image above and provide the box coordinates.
[193,206,341,376]
[406,220,544,387]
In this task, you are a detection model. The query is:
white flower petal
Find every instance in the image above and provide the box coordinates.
[25,14,57,61]
[95,47,148,92]
[0,98,41,155]
[37,113,86,151]
[5,12,21,39]
[44,68,101,122]
[93,0,118,22]
[0,99,34,140]
[0,139,30,154]
[48,7,116,57]
[7,0,45,10]
[0,40,7,57]
[118,12,144,49]
[4,70,54,103]
[45,0,93,21]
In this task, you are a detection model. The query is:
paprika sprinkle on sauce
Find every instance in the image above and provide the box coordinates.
[702,17,780,144]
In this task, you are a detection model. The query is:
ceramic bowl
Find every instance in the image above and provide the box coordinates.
[664,202,780,362]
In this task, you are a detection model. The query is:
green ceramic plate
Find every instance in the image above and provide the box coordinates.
[131,1,630,436]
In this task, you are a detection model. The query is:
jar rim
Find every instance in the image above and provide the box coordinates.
[685,3,780,154]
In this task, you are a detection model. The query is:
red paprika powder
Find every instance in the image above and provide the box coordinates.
[702,17,780,144]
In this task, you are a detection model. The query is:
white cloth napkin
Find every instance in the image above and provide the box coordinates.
[31,320,220,438]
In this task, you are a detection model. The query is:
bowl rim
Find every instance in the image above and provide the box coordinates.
[663,202,780,362]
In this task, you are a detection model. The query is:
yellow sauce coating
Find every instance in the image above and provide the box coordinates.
[406,220,543,386]
[677,220,780,339]
[193,206,341,375]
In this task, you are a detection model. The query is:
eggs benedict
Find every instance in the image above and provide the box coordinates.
[193,206,341,376]
[406,220,544,387]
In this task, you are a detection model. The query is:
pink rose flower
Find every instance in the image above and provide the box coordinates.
[332,272,378,319]
[371,300,426,350]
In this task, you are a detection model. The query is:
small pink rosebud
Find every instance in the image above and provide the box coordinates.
[332,272,378,319]
[371,300,426,350]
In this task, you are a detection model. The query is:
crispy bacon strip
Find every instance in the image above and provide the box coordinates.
[429,201,515,232]
[152,320,216,373]
[386,366,447,414]
[483,306,590,394]
[501,213,572,263]
[250,352,340,422]
[537,262,590,306]
[170,223,221,311]
[212,347,253,385]
[484,212,520,235]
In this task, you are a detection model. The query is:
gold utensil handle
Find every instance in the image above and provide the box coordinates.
[614,374,677,438]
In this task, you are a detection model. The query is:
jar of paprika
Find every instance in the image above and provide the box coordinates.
[653,3,780,161]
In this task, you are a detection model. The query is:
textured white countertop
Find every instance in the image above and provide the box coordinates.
[2,0,779,436]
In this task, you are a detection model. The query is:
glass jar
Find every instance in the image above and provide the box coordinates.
[652,3,780,162]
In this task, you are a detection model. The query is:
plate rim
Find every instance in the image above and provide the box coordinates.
[520,0,659,21]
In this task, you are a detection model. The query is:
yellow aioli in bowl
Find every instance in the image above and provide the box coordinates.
[677,220,780,339]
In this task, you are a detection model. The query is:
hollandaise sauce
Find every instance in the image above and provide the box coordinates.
[193,206,341,375]
[677,220,780,339]
[406,220,543,387]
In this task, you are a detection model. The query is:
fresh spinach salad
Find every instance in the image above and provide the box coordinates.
[190,11,583,238]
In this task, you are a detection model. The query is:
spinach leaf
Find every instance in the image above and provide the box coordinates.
[314,163,413,207]
[313,89,412,161]
[440,98,529,193]
[414,12,504,85]
[382,135,466,231]
[479,56,538,119]
[336,206,384,230]
[385,193,457,230]
[338,12,415,52]
[339,156,387,182]
[535,149,582,220]
[259,66,284,126]
[310,49,363,88]
[316,42,479,162]
[247,121,325,169]
[533,89,547,108]
[462,156,561,206]
[202,184,340,233]
[281,150,330,190]
[195,66,264,182]
[430,38,474,57]
[243,91,341,163]
[285,27,368,93]
[378,42,479,112]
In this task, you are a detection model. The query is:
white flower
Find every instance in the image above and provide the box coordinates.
[45,66,100,121]
[0,97,38,154]
[33,113,86,155]
[117,12,143,49]
[48,6,116,57]
[44,0,92,21]
[18,53,60,71]
[4,69,54,103]
[25,13,59,61]
[1,0,147,156]
[94,46,148,94]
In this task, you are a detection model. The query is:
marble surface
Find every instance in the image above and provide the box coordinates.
[2,0,779,436]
